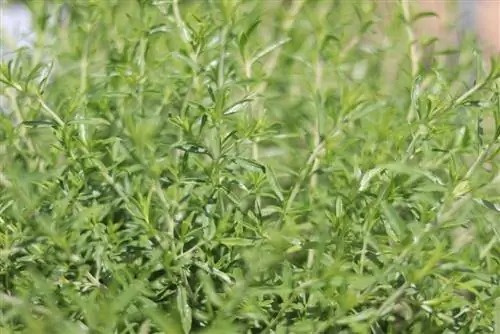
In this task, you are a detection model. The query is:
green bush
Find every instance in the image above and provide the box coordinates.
[1,1,500,333]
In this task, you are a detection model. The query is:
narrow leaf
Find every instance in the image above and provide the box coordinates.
[219,237,255,247]
[21,120,56,128]
[474,198,500,213]
[411,11,438,23]
[359,167,384,192]
[238,19,261,58]
[175,143,210,155]
[232,157,265,173]
[177,286,192,334]
[381,202,404,242]
[250,38,291,65]
[266,166,284,202]
[223,98,252,115]
[67,118,110,126]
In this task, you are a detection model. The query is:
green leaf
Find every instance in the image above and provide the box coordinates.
[474,198,500,213]
[360,20,374,34]
[250,38,291,65]
[319,34,339,54]
[266,166,284,202]
[21,120,57,128]
[381,202,404,242]
[494,297,500,334]
[411,11,438,23]
[177,286,192,334]
[25,63,46,85]
[142,307,183,333]
[453,180,471,198]
[238,19,261,59]
[148,23,171,35]
[175,142,211,155]
[232,157,265,173]
[198,113,208,137]
[221,130,238,147]
[335,308,377,325]
[382,163,444,185]
[223,98,253,115]
[208,86,216,103]
[198,270,223,308]
[219,237,256,247]
[359,167,384,192]
[67,118,110,126]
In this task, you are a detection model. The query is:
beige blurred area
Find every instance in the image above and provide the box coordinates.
[475,1,500,56]
[378,0,500,58]
[416,0,500,57]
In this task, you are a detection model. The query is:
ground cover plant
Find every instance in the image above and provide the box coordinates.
[1,0,500,333]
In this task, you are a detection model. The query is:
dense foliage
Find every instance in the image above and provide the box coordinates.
[1,1,500,333]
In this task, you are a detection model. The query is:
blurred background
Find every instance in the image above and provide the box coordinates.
[2,0,499,58]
